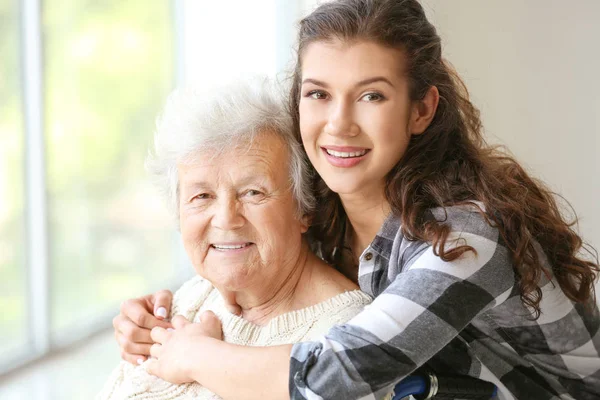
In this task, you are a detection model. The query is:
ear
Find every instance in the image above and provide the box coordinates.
[299,212,311,234]
[409,85,440,135]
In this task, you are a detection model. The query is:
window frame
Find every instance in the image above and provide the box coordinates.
[1,0,303,378]
[0,0,185,377]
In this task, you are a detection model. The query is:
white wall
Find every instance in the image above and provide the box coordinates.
[182,0,600,251]
[421,0,600,250]
[181,0,280,87]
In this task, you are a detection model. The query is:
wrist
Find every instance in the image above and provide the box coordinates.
[184,335,216,384]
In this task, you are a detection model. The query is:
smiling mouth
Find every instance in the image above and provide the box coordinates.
[324,149,369,158]
[211,243,253,251]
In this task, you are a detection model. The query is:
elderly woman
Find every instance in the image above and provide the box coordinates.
[97,79,371,400]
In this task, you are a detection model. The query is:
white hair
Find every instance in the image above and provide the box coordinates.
[146,77,315,222]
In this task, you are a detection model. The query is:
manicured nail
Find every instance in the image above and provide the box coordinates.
[167,328,174,332]
[137,358,144,365]
[156,307,167,318]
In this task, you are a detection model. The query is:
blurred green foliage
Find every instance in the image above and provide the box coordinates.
[0,0,178,351]
[43,0,176,332]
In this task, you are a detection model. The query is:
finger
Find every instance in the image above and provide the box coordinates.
[199,310,217,324]
[120,351,148,366]
[117,318,154,344]
[144,358,159,376]
[112,313,125,330]
[220,292,242,316]
[225,303,242,315]
[199,310,223,339]
[122,299,172,330]
[150,326,170,343]
[152,290,173,320]
[171,315,190,329]
[116,332,153,356]
[150,343,162,359]
[113,314,124,344]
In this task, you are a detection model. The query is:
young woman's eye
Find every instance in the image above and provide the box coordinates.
[306,90,328,100]
[361,92,385,102]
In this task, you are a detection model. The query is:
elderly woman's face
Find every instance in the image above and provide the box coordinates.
[178,133,308,292]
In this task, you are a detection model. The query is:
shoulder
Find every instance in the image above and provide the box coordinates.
[376,203,515,298]
[428,201,500,244]
[171,275,215,317]
[328,291,373,323]
[382,201,499,240]
[423,202,507,267]
[406,202,510,270]
[378,202,507,269]
[398,203,515,304]
[301,290,373,340]
[386,202,505,258]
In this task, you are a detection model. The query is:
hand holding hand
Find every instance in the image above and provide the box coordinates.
[145,311,223,384]
[113,290,174,365]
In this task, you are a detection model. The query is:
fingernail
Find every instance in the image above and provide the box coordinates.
[167,328,174,332]
[156,307,167,318]
[137,358,144,365]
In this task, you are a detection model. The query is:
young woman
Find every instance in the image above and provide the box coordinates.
[113,1,600,399]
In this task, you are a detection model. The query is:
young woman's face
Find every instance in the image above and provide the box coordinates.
[299,40,415,198]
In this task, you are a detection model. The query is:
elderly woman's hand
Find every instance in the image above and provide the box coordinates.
[145,312,223,384]
[113,290,174,365]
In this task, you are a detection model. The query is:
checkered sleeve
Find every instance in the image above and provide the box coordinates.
[289,229,515,399]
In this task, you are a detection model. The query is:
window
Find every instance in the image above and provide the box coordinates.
[0,0,178,372]
[0,0,304,383]
[0,0,26,360]
[42,0,177,336]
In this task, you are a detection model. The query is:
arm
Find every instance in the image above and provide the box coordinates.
[148,231,513,399]
[175,234,514,399]
[189,339,292,400]
[287,232,515,399]
[146,313,292,400]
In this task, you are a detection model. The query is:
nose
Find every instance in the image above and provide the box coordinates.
[323,99,360,137]
[210,196,245,231]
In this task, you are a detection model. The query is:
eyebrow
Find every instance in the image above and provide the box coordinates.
[237,174,269,188]
[183,174,269,192]
[183,181,211,193]
[302,76,395,89]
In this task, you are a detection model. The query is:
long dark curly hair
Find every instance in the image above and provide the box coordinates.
[289,0,598,317]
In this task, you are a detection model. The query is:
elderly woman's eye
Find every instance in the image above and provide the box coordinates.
[245,189,262,197]
[193,193,210,201]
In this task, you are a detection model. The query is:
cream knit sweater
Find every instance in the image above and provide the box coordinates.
[97,275,372,400]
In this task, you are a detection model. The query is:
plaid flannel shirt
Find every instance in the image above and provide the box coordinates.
[290,204,600,399]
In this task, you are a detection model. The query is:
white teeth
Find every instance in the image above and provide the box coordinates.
[326,149,367,158]
[213,243,249,250]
